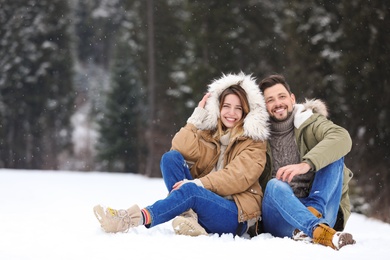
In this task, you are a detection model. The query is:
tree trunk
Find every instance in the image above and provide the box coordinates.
[145,0,156,177]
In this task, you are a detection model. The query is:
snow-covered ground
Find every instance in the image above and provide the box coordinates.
[1,169,389,260]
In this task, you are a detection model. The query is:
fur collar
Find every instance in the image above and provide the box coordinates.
[200,72,269,141]
[302,98,328,117]
[294,99,328,128]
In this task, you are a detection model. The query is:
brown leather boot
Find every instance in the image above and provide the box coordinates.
[293,206,322,241]
[307,206,322,218]
[313,223,356,250]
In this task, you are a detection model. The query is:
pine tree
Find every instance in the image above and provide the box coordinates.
[281,1,345,102]
[0,0,74,169]
[339,0,390,222]
[95,0,147,173]
[179,1,287,102]
[97,41,144,173]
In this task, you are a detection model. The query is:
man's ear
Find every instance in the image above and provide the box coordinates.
[291,93,296,105]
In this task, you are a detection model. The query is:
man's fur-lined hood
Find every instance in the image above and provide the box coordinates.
[199,72,269,141]
[301,98,328,117]
[294,99,328,128]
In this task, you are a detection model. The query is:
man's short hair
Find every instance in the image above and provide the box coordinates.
[259,74,291,94]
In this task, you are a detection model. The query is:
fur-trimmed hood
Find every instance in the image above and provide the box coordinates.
[301,98,328,117]
[200,72,269,141]
[294,99,328,128]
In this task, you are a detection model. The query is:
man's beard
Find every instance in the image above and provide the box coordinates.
[270,110,294,122]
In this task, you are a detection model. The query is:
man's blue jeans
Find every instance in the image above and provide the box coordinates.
[145,150,247,236]
[262,158,344,238]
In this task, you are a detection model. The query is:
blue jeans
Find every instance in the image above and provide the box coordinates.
[262,158,344,238]
[145,150,247,236]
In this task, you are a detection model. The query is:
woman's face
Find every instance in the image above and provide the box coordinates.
[220,94,243,129]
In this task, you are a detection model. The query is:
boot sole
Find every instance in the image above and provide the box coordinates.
[172,216,208,236]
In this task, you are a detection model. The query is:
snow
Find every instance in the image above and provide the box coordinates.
[1,169,389,260]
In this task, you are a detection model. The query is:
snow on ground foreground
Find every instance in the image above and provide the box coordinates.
[0,169,389,260]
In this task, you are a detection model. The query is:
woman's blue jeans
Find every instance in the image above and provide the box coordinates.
[262,158,344,238]
[145,150,246,236]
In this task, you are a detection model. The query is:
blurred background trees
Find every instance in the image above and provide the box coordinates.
[0,0,389,223]
[0,0,75,169]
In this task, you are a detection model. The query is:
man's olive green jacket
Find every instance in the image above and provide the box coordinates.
[260,99,353,231]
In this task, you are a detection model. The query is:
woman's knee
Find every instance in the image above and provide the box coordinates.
[171,183,203,207]
[178,182,200,195]
[161,150,182,165]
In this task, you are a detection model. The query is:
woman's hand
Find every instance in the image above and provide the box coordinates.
[172,180,185,191]
[171,179,204,191]
[198,93,211,108]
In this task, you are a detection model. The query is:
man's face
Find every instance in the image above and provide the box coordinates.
[263,83,296,122]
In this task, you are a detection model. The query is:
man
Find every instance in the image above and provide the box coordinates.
[257,74,356,250]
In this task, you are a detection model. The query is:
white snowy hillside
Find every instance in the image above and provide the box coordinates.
[1,169,389,260]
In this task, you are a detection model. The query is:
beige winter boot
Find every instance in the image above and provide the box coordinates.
[313,223,356,250]
[172,209,208,236]
[93,204,142,233]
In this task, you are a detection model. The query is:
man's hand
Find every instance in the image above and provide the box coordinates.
[276,162,311,183]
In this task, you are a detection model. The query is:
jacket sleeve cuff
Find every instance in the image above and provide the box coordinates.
[303,159,315,171]
[182,178,204,188]
[192,178,204,188]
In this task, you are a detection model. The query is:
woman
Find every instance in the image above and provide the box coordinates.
[93,72,269,236]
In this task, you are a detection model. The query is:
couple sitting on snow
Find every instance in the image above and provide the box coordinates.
[93,72,355,250]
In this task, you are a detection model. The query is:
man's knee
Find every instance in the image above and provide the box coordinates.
[265,178,291,195]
